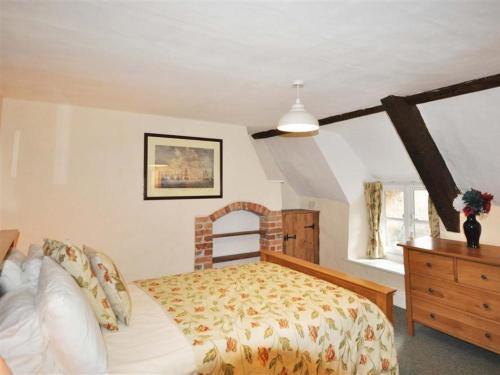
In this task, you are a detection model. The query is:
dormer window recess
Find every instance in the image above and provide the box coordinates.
[381,183,430,260]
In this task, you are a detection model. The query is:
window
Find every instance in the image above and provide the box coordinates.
[382,184,430,257]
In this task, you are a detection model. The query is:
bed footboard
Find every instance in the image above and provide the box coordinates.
[261,250,396,322]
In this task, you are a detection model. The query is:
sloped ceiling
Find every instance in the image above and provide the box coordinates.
[420,87,500,201]
[263,137,347,201]
[1,1,500,130]
[323,112,418,182]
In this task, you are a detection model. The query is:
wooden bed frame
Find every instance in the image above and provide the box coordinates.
[0,230,20,262]
[261,250,396,322]
[0,231,395,322]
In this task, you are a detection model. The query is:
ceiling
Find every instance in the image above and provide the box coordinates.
[1,1,500,130]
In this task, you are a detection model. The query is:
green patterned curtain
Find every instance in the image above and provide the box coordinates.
[428,196,440,238]
[364,182,384,258]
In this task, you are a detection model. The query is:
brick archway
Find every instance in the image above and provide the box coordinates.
[194,201,283,270]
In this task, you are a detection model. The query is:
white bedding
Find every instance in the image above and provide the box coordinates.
[103,284,196,375]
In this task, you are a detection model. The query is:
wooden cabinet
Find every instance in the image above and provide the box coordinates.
[402,237,500,354]
[282,209,319,264]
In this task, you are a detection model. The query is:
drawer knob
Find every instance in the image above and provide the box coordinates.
[426,262,432,268]
[428,288,434,294]
[485,332,492,340]
[481,274,488,280]
[430,313,436,320]
[483,303,490,310]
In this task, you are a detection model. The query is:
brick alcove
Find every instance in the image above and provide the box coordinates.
[194,202,283,270]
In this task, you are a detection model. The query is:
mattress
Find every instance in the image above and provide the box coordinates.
[103,284,196,374]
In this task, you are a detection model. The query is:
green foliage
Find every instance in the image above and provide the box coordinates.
[462,189,484,213]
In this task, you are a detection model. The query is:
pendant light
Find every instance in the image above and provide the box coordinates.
[277,80,319,132]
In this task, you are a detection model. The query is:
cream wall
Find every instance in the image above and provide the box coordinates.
[0,99,281,280]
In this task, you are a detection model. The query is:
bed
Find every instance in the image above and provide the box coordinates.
[0,231,398,374]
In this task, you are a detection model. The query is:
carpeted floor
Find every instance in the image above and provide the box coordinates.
[393,307,500,374]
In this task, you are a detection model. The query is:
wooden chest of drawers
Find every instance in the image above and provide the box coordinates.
[402,237,500,354]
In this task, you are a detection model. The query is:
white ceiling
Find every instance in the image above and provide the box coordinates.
[1,1,500,130]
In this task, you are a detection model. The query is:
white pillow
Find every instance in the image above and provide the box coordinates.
[0,288,47,374]
[0,250,43,295]
[5,249,26,264]
[36,257,107,374]
[22,256,43,290]
[28,244,44,258]
[0,260,23,295]
[0,250,26,294]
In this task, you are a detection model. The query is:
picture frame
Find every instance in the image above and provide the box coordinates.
[144,133,223,200]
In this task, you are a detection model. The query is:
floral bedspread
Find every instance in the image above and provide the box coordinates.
[135,262,398,375]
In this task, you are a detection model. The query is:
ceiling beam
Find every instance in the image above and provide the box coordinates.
[406,73,500,105]
[317,105,385,126]
[381,95,460,232]
[251,73,500,140]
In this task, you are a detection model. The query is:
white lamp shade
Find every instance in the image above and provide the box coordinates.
[277,102,319,132]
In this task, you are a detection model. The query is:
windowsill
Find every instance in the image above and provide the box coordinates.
[348,257,405,276]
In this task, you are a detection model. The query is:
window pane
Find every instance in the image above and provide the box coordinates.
[385,190,404,219]
[414,190,429,221]
[415,222,430,238]
[386,219,405,249]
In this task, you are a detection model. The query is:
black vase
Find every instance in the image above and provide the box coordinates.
[463,214,481,248]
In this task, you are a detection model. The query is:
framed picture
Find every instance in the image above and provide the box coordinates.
[144,133,222,200]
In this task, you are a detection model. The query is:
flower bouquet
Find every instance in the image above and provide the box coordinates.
[453,189,494,248]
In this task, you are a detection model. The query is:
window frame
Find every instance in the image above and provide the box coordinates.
[381,183,429,260]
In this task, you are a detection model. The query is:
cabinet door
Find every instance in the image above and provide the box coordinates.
[294,213,315,263]
[283,213,298,257]
[283,212,317,263]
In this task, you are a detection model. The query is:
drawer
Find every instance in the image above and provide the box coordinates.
[410,274,500,322]
[412,296,500,354]
[457,259,500,293]
[409,250,454,281]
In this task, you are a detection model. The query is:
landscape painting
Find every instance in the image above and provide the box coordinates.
[154,145,214,189]
[144,133,222,199]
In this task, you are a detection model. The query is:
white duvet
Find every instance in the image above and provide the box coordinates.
[103,284,196,375]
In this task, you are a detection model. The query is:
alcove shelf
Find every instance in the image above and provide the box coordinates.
[211,230,263,239]
[213,251,261,263]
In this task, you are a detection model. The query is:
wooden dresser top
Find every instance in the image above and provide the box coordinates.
[400,236,500,267]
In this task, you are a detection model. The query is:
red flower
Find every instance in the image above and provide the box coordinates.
[257,347,270,367]
[381,358,391,371]
[365,325,375,341]
[481,192,494,213]
[463,206,475,217]
[226,337,237,352]
[325,344,336,362]
[308,325,319,342]
[348,308,358,321]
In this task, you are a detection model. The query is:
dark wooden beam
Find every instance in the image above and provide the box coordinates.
[407,73,500,105]
[251,73,500,140]
[318,105,385,126]
[381,95,460,232]
[252,129,286,140]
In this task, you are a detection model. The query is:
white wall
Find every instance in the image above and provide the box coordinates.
[0,99,281,280]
